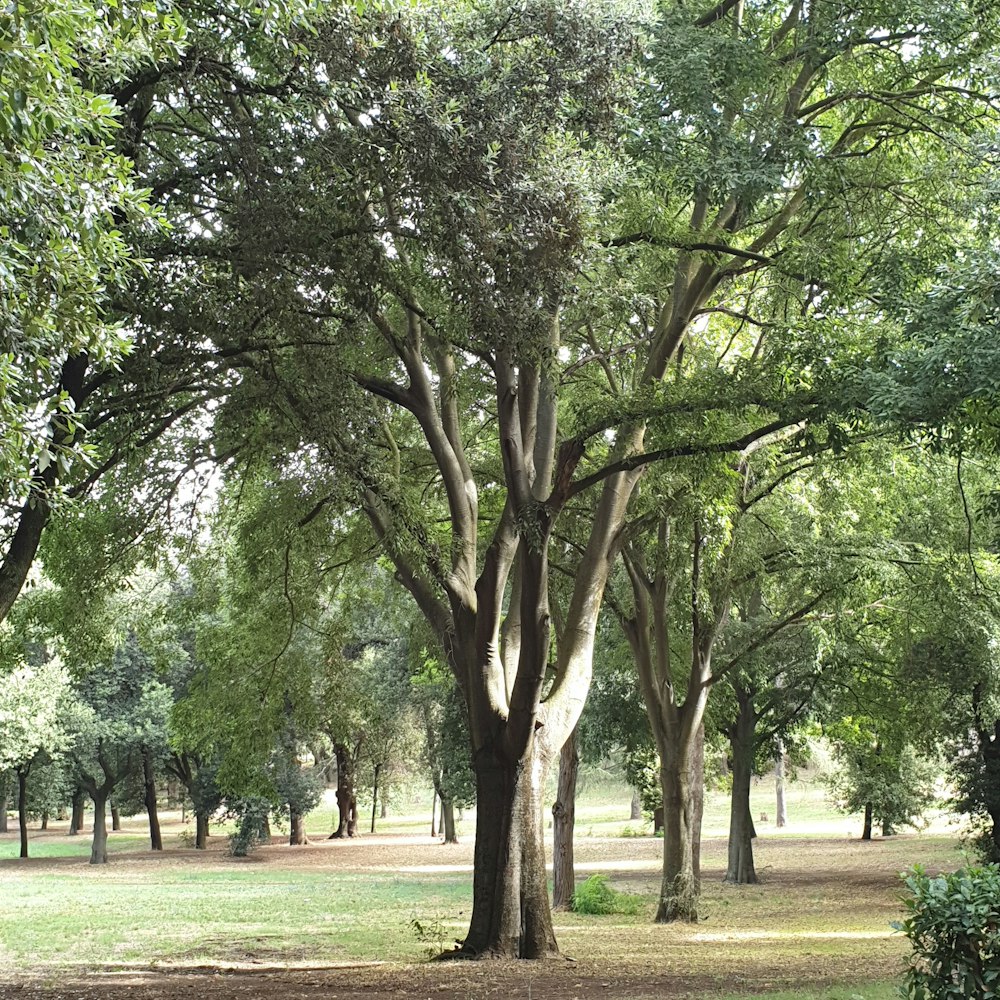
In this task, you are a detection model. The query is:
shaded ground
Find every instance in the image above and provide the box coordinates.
[0,822,957,1000]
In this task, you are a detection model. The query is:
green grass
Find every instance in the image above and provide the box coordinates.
[716,987,898,1000]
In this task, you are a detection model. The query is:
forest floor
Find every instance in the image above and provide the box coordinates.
[0,786,964,999]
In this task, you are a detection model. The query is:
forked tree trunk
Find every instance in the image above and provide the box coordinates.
[143,751,162,851]
[630,789,642,821]
[110,802,121,831]
[69,788,85,835]
[552,725,579,910]
[17,768,29,859]
[726,695,758,884]
[91,793,109,865]
[290,809,308,845]
[657,741,698,923]
[195,811,209,849]
[861,802,873,841]
[775,745,787,828]
[460,741,557,958]
[441,797,458,844]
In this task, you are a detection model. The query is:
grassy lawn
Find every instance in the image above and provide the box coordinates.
[0,778,962,998]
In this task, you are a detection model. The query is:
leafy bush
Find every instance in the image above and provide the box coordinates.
[894,864,1000,998]
[227,797,271,857]
[571,874,643,916]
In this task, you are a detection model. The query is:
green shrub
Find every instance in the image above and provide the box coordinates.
[571,874,643,916]
[894,864,1000,998]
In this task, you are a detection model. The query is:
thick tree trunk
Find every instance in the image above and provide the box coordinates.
[458,742,558,959]
[69,788,85,835]
[290,809,308,846]
[775,745,788,828]
[370,762,381,834]
[91,793,109,865]
[551,726,579,910]
[441,797,458,844]
[331,745,358,838]
[690,723,705,889]
[195,811,209,849]
[18,768,29,859]
[110,803,121,831]
[630,788,642,821]
[143,751,162,851]
[725,699,758,884]
[657,744,697,922]
[862,802,873,841]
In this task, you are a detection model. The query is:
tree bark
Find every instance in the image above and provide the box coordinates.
[195,811,210,849]
[91,792,109,864]
[630,788,642,821]
[370,762,381,834]
[331,744,358,838]
[552,725,579,910]
[40,811,48,831]
[69,788,86,835]
[775,744,788,828]
[431,789,438,837]
[290,809,308,845]
[690,722,705,890]
[459,741,558,958]
[441,797,458,844]
[881,818,893,837]
[861,801,873,841]
[0,793,7,833]
[143,750,162,851]
[18,767,29,859]
[111,802,121,831]
[657,742,698,922]
[725,693,758,884]
[381,796,388,819]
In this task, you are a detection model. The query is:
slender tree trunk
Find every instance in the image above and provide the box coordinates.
[91,792,110,864]
[143,751,162,851]
[657,743,698,922]
[370,763,381,834]
[459,741,558,958]
[110,803,121,831]
[263,813,272,840]
[381,796,388,819]
[630,788,642,821]
[18,768,29,859]
[775,745,787,828]
[725,697,758,884]
[69,788,85,835]
[195,811,209,849]
[441,797,458,844]
[40,811,48,831]
[290,809,307,845]
[690,723,705,889]
[431,790,438,837]
[862,802,873,841]
[0,794,7,833]
[552,725,579,911]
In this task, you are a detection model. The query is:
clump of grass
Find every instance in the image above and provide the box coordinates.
[571,874,643,915]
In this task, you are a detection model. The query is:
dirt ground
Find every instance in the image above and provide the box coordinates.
[0,829,934,1000]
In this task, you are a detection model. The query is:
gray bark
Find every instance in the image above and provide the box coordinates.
[91,793,109,865]
[775,744,787,828]
[551,725,579,910]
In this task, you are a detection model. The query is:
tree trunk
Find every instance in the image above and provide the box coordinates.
[263,813,272,840]
[881,818,894,837]
[91,793,109,865]
[370,762,381,834]
[195,811,209,849]
[143,751,162,851]
[551,725,579,910]
[725,696,758,884]
[690,722,705,889]
[290,809,308,845]
[431,790,438,837]
[331,745,358,838]
[441,797,458,844]
[40,811,48,831]
[69,788,85,835]
[381,796,388,819]
[656,743,698,922]
[458,742,558,959]
[775,745,788,828]
[862,802,873,841]
[110,803,121,831]
[630,788,642,821]
[0,793,7,834]
[18,768,29,859]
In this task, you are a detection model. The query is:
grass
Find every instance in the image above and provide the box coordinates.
[716,987,898,1000]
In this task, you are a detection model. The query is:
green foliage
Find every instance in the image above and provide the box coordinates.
[895,865,1000,999]
[570,874,643,916]
[227,798,272,857]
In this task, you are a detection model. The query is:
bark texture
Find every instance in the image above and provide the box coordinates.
[441,798,458,844]
[290,810,308,845]
[196,811,210,849]
[725,691,758,884]
[143,750,163,851]
[862,802,873,841]
[775,746,788,828]
[18,767,29,859]
[551,725,579,910]
[69,788,85,835]
[91,794,109,865]
[331,744,359,838]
